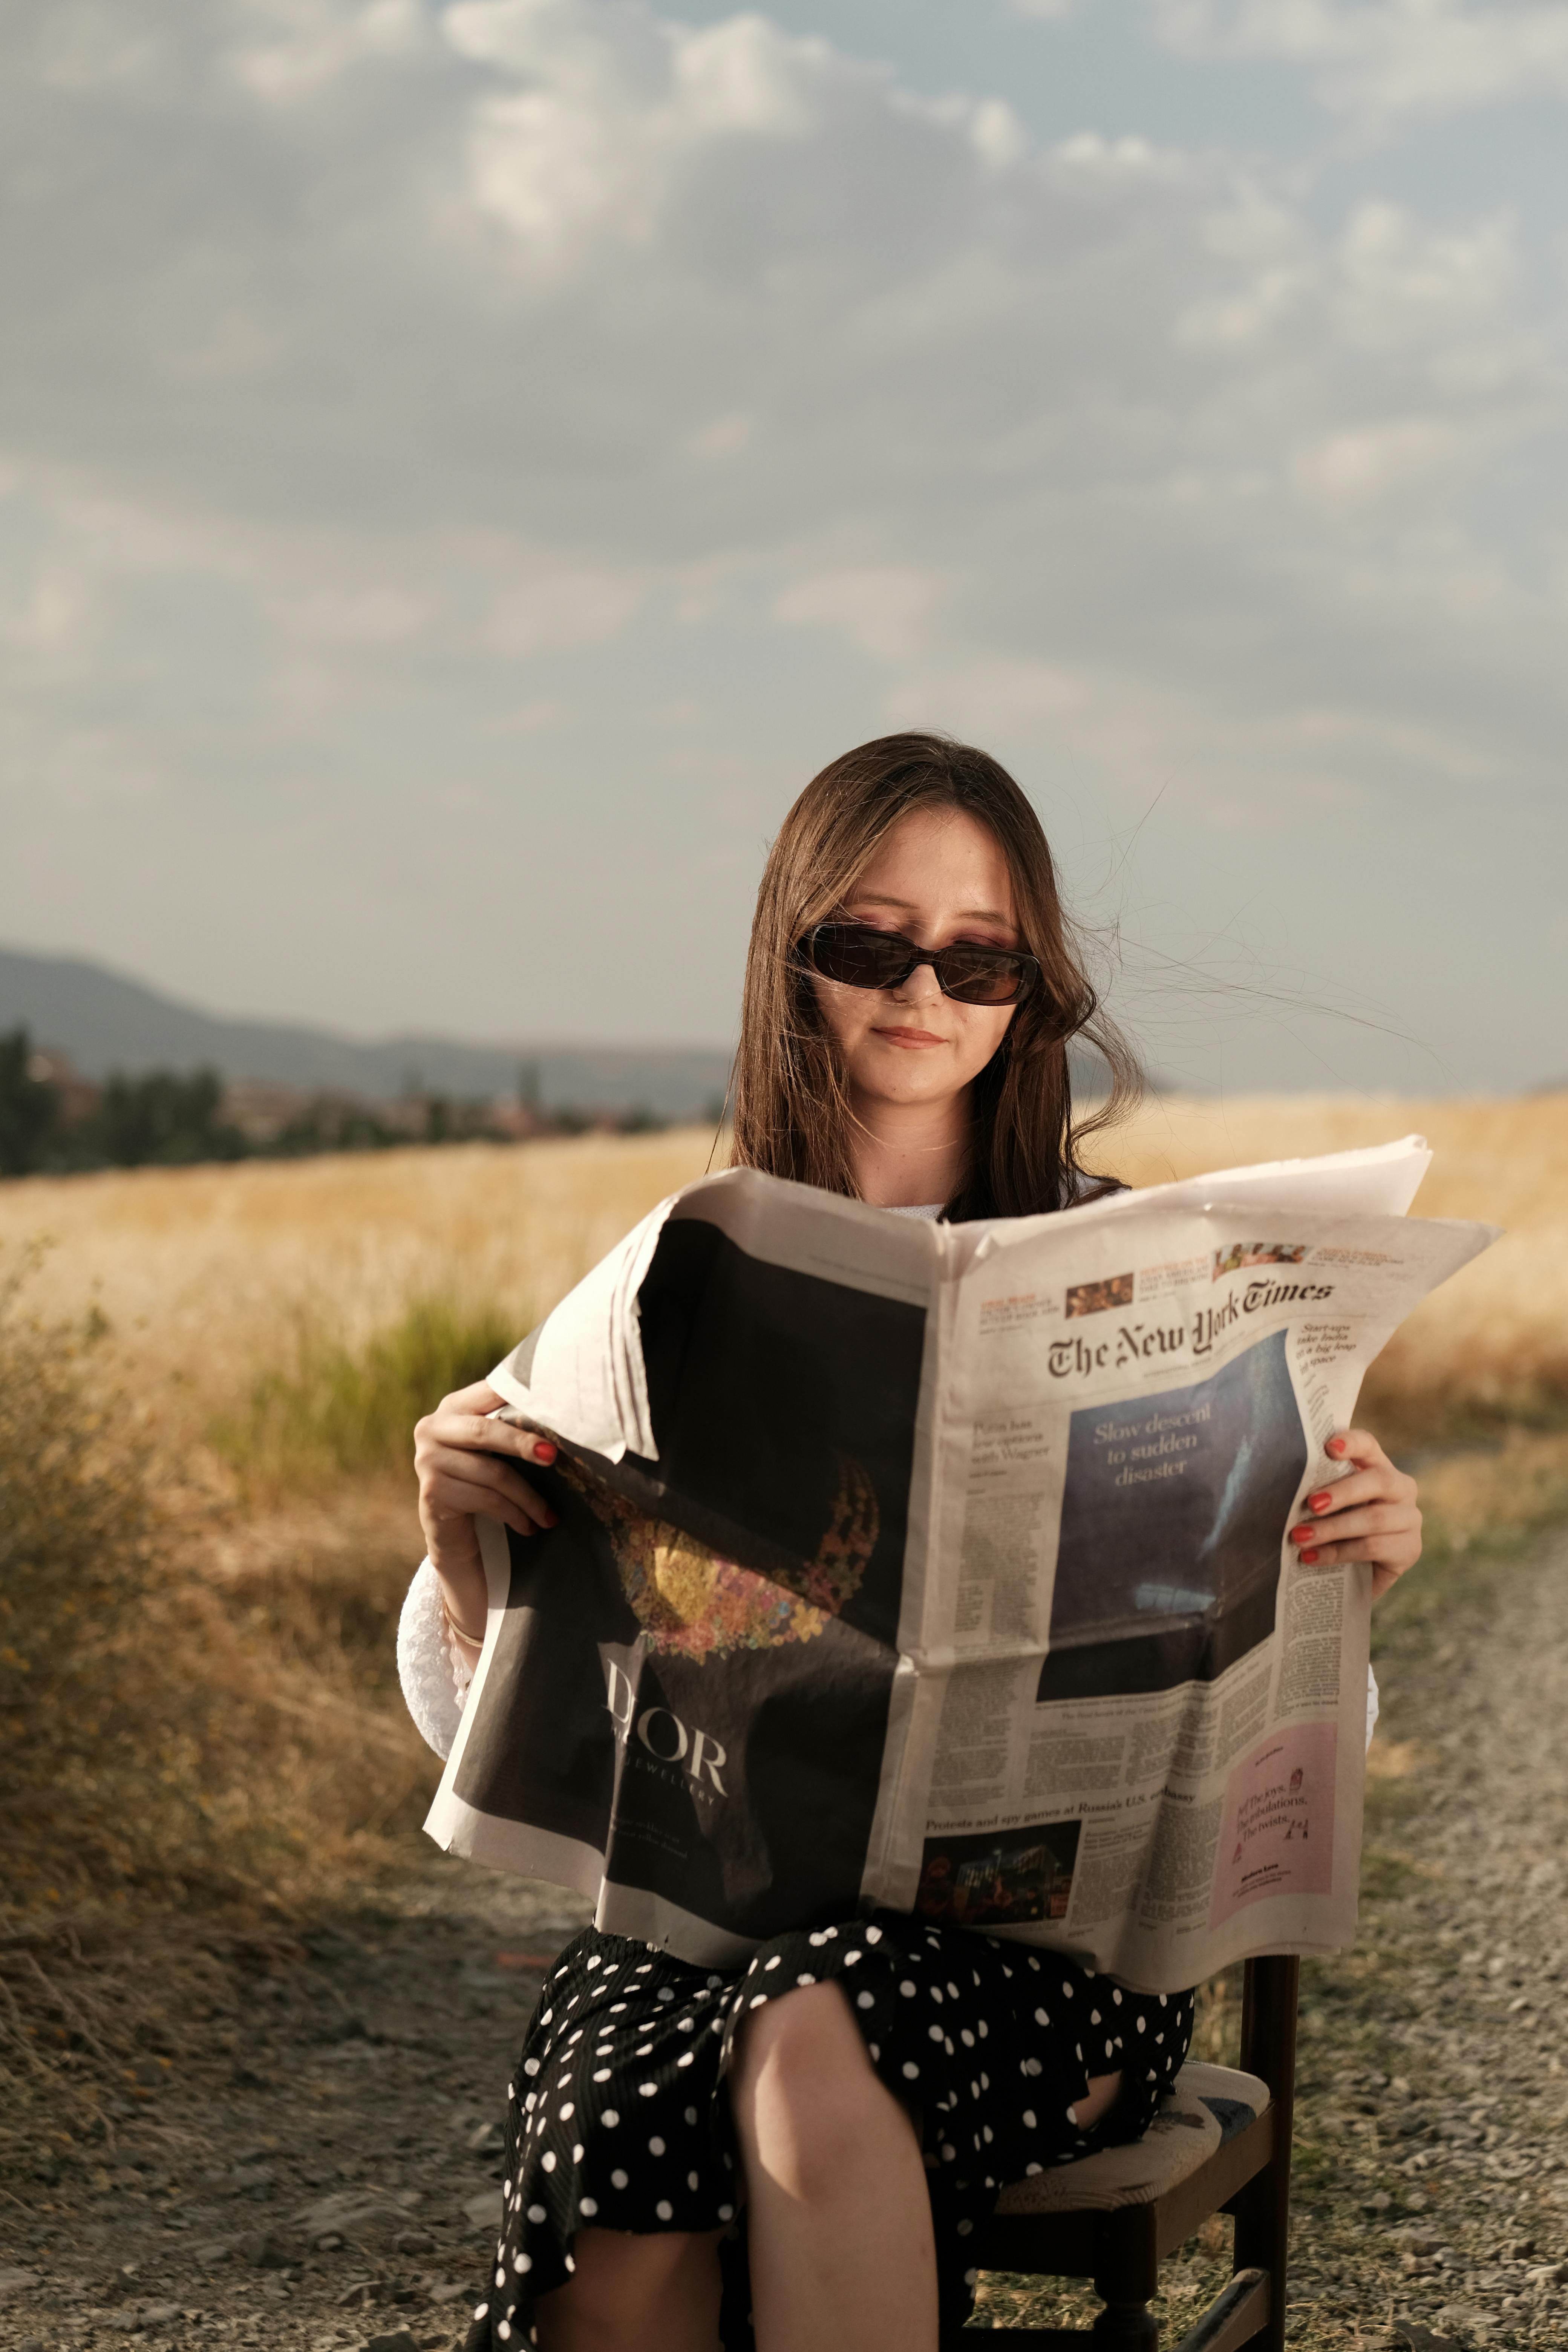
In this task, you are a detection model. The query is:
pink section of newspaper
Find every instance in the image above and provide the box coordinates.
[1209,1721,1337,1928]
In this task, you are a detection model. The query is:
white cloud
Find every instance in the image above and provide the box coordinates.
[1289,415,1478,520]
[774,566,944,660]
[1153,0,1568,131]
[0,0,1563,1083]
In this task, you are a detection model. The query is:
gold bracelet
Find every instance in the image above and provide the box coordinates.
[439,1589,486,1649]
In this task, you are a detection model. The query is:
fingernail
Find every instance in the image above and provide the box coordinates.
[1290,1526,1312,1543]
[1299,1548,1319,1565]
[534,1439,557,1462]
[1326,1438,1346,1456]
[1309,1492,1332,1512]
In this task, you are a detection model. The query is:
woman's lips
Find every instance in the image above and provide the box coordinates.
[873,1026,945,1047]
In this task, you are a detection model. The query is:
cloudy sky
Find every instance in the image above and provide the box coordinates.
[3,0,1565,1091]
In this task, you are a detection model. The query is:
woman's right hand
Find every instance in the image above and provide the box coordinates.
[413,1380,561,1639]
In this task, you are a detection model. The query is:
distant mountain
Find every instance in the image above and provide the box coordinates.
[0,945,732,1119]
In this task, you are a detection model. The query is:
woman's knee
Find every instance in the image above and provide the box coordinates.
[537,2228,720,2348]
[732,1982,913,2200]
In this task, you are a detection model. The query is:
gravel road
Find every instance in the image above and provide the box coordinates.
[3,1523,1566,2352]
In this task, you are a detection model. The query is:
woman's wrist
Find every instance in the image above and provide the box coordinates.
[431,1556,488,1648]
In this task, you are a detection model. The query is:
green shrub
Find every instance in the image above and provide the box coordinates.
[212,1292,526,1491]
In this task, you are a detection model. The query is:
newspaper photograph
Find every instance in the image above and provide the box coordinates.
[423,1136,1494,1993]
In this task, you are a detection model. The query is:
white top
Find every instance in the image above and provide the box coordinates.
[397,1188,1379,1759]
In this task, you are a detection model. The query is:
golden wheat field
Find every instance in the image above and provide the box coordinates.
[2,1096,1565,1919]
[0,1093,1564,1446]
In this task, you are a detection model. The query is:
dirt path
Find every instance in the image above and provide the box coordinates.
[4,1526,1567,2352]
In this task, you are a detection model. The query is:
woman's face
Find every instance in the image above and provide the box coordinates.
[810,805,1021,1119]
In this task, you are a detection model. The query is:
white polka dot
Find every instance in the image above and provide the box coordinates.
[844,1950,862,1966]
[1034,2007,1049,2026]
[602,2108,619,2128]
[856,1990,875,2010]
[650,2135,666,2155]
[685,2107,698,2125]
[1023,2109,1037,2129]
[865,1925,882,1942]
[541,2150,556,2172]
[719,2202,735,2221]
[957,2219,973,2236]
[611,2168,629,2188]
[513,2251,531,2273]
[1136,2015,1146,2032]
[656,2199,674,2221]
[497,2324,511,2340]
[677,2050,695,2067]
[524,2058,540,2076]
[473,2306,489,2322]
[573,2143,584,2162]
[527,2203,546,2223]
[593,2069,611,2084]
[639,2081,659,2096]
[808,1931,825,1947]
[765,1954,782,1969]
[559,2102,575,2121]
[900,1979,917,1997]
[688,2170,700,2190]
[749,1994,767,2010]
[495,2270,506,2287]
[579,2196,598,2217]
[902,2061,920,2080]
[960,2028,974,2047]
[1061,1980,1074,1997]
[1025,2162,1042,2177]
[928,2024,943,2042]
[868,2043,880,2061]
[977,2019,988,2039]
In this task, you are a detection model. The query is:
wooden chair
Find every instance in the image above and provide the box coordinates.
[946,1955,1298,2352]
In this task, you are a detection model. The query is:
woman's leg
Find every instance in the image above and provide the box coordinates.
[730,1982,939,2352]
[535,2227,724,2352]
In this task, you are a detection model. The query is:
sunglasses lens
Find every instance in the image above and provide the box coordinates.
[939,948,1030,1005]
[804,926,908,989]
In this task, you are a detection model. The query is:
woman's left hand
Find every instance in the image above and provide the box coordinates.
[1288,1428,1422,1603]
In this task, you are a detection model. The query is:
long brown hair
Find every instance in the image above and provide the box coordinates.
[730,732,1140,1220]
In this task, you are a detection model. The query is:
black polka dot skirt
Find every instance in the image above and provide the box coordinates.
[463,1917,1195,2350]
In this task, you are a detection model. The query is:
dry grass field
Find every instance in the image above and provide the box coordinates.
[1,1096,1564,1931]
[0,1090,1562,1457]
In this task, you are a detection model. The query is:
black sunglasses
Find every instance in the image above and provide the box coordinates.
[798,922,1040,1007]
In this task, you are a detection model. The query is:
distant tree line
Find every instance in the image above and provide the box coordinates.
[0,1028,677,1178]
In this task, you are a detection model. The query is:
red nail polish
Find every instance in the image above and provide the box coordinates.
[535,1439,557,1462]
[1299,1548,1319,1565]
[1290,1527,1312,1543]
[1309,1492,1332,1512]
[1327,1438,1346,1456]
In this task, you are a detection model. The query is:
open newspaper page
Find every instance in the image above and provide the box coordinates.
[423,1141,1492,1988]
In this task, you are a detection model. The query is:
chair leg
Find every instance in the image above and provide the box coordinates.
[1090,2297,1159,2350]
[1092,2214,1160,2351]
[1233,1955,1298,2352]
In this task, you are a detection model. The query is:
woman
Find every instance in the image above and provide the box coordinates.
[400,733,1422,2352]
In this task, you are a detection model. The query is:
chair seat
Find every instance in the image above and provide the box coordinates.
[993,2062,1272,2217]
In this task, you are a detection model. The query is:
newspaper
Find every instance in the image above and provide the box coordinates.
[424,1137,1493,1993]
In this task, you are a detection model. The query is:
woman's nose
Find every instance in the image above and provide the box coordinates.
[889,960,942,1002]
